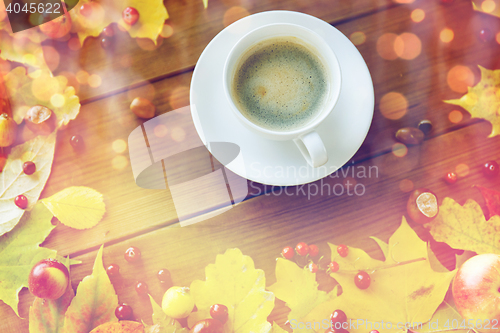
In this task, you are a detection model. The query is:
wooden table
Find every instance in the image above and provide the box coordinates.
[2,0,500,331]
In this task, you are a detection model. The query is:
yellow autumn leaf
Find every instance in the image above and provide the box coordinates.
[0,30,48,70]
[444,66,500,138]
[268,259,335,322]
[41,186,106,229]
[4,67,80,127]
[472,0,500,18]
[276,218,455,333]
[417,292,468,333]
[189,248,274,333]
[271,323,288,333]
[70,0,168,44]
[425,197,500,254]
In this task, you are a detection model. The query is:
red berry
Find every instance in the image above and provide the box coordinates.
[444,171,457,184]
[23,161,36,175]
[70,134,84,150]
[483,160,499,178]
[106,264,120,278]
[102,26,115,37]
[330,309,347,329]
[328,261,339,273]
[157,268,171,283]
[295,242,309,256]
[124,246,141,263]
[337,244,349,257]
[281,246,294,259]
[308,244,319,257]
[135,281,149,295]
[122,7,139,25]
[370,331,380,333]
[478,29,493,42]
[101,37,113,49]
[115,303,133,320]
[354,271,371,289]
[79,3,93,16]
[308,262,318,273]
[210,304,229,324]
[15,194,28,209]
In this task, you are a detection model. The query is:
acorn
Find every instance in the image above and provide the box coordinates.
[0,113,18,147]
[25,105,57,135]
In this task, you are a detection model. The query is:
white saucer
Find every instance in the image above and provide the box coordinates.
[190,10,374,186]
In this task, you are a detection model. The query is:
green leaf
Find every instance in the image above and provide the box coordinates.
[62,245,119,333]
[426,197,500,254]
[29,257,76,333]
[0,203,57,316]
[189,248,274,333]
[0,133,56,236]
[41,186,106,230]
[268,258,333,321]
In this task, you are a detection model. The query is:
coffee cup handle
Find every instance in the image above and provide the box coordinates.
[293,131,328,168]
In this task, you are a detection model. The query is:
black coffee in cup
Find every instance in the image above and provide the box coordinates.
[231,37,329,132]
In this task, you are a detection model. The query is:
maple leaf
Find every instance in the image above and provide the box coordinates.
[62,245,119,333]
[90,321,144,332]
[4,67,80,127]
[475,185,500,219]
[29,257,76,333]
[188,248,275,333]
[444,66,500,138]
[274,218,455,333]
[0,133,56,236]
[41,186,106,230]
[268,258,336,322]
[426,197,500,254]
[70,0,169,44]
[0,202,75,316]
[144,295,189,333]
[417,292,468,333]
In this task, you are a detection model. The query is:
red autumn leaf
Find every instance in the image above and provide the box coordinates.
[475,185,500,218]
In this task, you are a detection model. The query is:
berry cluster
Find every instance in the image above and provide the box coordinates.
[109,246,173,321]
[281,242,320,273]
[444,160,498,184]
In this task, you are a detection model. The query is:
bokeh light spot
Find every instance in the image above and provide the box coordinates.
[448,110,463,123]
[481,0,496,13]
[154,124,168,138]
[379,92,408,120]
[393,0,415,3]
[112,156,128,170]
[447,65,475,93]
[136,37,163,51]
[455,163,470,177]
[377,33,399,60]
[161,24,174,38]
[171,127,186,142]
[399,179,414,192]
[440,28,454,43]
[392,143,408,157]
[59,71,80,95]
[223,6,249,27]
[394,33,422,60]
[88,74,102,88]
[76,70,89,84]
[112,139,127,154]
[496,32,500,44]
[411,9,425,22]
[350,31,366,45]
[32,76,59,101]
[169,86,190,110]
[50,93,65,108]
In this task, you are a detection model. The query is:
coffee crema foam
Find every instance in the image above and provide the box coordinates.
[232,37,328,132]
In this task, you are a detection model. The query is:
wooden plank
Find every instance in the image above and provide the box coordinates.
[49,0,395,101]
[3,121,498,331]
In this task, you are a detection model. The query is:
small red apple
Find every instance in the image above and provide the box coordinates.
[28,258,69,300]
[452,253,500,333]
[406,188,438,224]
[39,6,72,39]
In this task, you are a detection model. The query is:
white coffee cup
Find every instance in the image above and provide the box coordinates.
[223,23,342,168]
